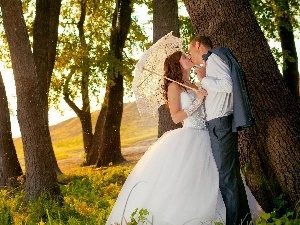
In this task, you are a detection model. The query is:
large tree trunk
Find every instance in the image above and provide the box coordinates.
[184,0,300,211]
[32,0,62,175]
[0,72,23,187]
[95,0,132,166]
[276,0,299,101]
[0,0,61,200]
[153,0,182,138]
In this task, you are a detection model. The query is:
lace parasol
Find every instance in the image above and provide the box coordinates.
[133,31,191,117]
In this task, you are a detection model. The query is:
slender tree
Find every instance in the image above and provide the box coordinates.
[95,0,133,166]
[87,101,107,165]
[153,0,182,138]
[184,0,300,211]
[52,0,149,166]
[276,0,299,100]
[0,0,61,200]
[250,0,299,100]
[0,72,22,187]
[62,0,93,160]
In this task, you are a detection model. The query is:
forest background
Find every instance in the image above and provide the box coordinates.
[0,0,299,224]
[2,3,300,139]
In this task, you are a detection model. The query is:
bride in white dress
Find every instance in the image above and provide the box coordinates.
[106,51,261,225]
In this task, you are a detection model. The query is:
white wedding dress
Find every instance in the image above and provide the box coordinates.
[106,90,261,225]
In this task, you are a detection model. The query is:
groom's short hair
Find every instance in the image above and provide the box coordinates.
[192,36,213,49]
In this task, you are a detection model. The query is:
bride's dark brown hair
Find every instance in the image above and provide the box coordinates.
[162,51,185,101]
[163,51,183,101]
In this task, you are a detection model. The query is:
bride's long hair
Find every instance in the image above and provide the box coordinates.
[162,51,185,101]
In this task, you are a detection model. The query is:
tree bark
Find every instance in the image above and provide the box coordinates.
[0,0,61,200]
[0,72,23,187]
[157,105,182,138]
[86,102,107,165]
[32,0,62,175]
[95,0,132,166]
[153,0,182,138]
[184,0,300,211]
[153,0,179,42]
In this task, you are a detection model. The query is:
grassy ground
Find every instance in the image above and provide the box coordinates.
[5,102,299,224]
[1,163,299,225]
[13,101,158,171]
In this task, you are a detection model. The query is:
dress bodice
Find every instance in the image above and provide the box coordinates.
[180,90,207,130]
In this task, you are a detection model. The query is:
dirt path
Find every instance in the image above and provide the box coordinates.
[57,139,156,173]
[121,139,156,163]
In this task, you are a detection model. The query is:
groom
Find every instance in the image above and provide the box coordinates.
[188,36,255,225]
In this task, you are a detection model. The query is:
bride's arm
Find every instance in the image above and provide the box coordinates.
[167,83,187,124]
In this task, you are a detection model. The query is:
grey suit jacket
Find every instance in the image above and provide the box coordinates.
[204,47,255,132]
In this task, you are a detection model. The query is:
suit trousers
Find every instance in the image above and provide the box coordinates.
[206,115,251,225]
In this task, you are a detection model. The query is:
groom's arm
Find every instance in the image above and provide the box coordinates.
[201,54,232,93]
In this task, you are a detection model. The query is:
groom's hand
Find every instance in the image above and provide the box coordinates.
[194,61,206,82]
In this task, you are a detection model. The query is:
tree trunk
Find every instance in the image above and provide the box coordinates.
[63,0,93,161]
[0,0,61,200]
[78,0,93,157]
[63,93,93,162]
[153,0,182,138]
[157,105,182,138]
[86,103,107,165]
[96,74,125,166]
[0,72,23,187]
[276,0,299,101]
[184,0,300,211]
[32,0,62,175]
[153,0,179,42]
[95,0,132,166]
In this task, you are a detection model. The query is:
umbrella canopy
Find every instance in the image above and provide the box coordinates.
[133,31,192,117]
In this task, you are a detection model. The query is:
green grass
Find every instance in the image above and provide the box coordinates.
[1,165,299,225]
[1,165,133,225]
[7,102,300,224]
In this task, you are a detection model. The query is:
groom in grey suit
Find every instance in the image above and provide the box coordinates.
[188,36,255,225]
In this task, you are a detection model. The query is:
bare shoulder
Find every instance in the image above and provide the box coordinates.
[168,82,182,93]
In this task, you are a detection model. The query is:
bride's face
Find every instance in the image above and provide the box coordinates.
[179,53,194,70]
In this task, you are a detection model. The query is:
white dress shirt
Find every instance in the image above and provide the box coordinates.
[200,53,233,121]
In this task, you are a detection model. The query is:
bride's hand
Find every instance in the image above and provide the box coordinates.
[195,88,207,103]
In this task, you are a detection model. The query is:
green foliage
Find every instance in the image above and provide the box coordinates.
[25,192,85,223]
[0,0,35,68]
[0,194,13,225]
[2,166,300,224]
[178,0,195,51]
[256,210,300,225]
[249,0,300,68]
[250,0,299,41]
[179,15,194,52]
[1,166,133,224]
[127,208,150,225]
[50,0,151,110]
[256,195,300,225]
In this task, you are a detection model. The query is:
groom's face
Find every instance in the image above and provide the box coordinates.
[188,41,203,66]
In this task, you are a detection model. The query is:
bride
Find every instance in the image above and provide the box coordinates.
[106,51,261,225]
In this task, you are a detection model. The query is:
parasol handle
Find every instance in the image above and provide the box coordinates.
[143,67,198,92]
